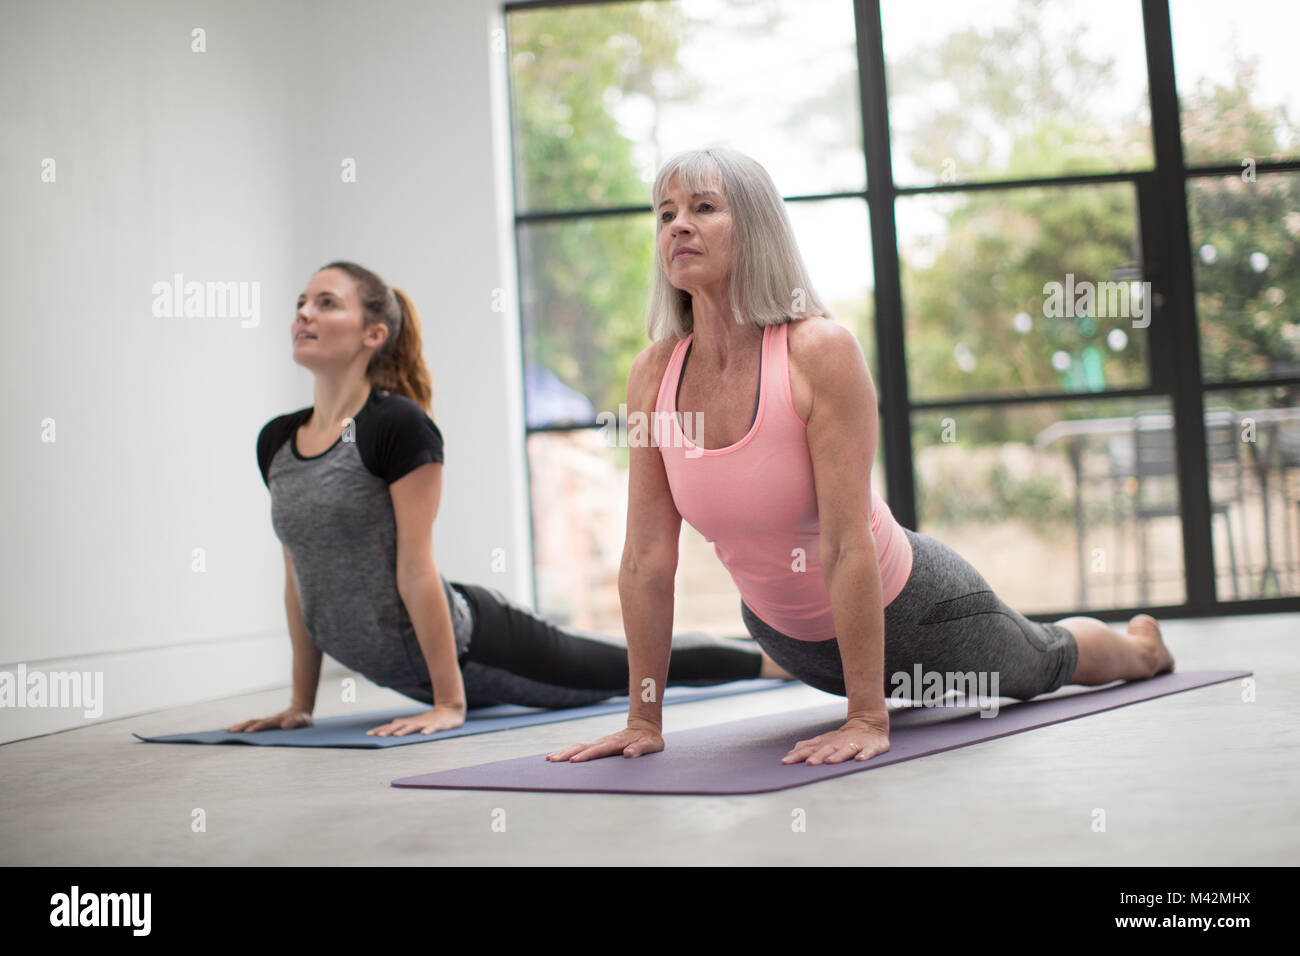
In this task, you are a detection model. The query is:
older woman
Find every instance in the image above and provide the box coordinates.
[549,146,1175,767]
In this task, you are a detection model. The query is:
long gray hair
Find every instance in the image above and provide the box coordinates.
[646,146,832,341]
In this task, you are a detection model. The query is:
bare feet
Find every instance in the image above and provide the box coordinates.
[1126,614,1175,677]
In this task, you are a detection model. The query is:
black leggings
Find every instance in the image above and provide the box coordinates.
[411,582,764,709]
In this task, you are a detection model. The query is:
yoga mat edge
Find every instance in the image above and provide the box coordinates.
[131,678,791,748]
[390,669,1252,796]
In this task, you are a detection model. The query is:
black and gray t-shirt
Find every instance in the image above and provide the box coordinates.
[257,387,473,703]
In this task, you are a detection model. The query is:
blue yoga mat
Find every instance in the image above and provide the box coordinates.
[391,669,1251,795]
[132,678,789,748]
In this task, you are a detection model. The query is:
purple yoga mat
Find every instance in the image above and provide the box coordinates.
[391,669,1250,796]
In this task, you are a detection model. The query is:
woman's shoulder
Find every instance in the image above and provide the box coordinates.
[365,388,442,444]
[632,336,684,371]
[784,316,873,418]
[259,404,312,434]
[786,315,866,375]
[785,313,853,351]
[627,337,686,406]
[256,406,312,487]
[367,387,437,425]
[360,389,444,482]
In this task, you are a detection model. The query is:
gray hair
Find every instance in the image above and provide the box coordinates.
[645,145,832,341]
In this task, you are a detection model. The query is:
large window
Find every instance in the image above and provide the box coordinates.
[1171,1,1300,602]
[506,0,1300,631]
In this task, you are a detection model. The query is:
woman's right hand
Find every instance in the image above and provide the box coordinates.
[226,707,313,733]
[546,720,664,762]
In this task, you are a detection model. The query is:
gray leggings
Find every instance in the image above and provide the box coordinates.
[740,527,1079,702]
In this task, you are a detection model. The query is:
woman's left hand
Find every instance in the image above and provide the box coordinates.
[367,704,467,737]
[782,716,890,765]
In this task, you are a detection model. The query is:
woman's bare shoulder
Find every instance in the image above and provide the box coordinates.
[633,336,681,368]
[786,313,854,348]
[786,315,867,380]
[627,337,685,408]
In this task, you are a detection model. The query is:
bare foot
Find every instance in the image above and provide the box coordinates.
[1127,614,1175,677]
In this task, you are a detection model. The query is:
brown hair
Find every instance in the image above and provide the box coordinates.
[319,260,433,412]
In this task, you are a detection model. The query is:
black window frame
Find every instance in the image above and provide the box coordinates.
[504,0,1300,622]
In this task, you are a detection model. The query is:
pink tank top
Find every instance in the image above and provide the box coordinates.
[653,320,913,642]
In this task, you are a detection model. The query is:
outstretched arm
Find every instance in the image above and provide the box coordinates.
[619,346,685,731]
[370,461,467,736]
[548,342,681,761]
[227,546,322,732]
[787,320,891,765]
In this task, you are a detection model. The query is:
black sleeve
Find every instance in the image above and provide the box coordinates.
[371,398,445,484]
[257,413,300,489]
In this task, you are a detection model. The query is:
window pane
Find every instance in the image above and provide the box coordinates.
[1188,171,1300,383]
[508,0,864,213]
[882,0,1153,187]
[784,198,877,383]
[913,397,1185,613]
[898,183,1149,403]
[782,198,885,500]
[519,214,653,427]
[520,197,877,428]
[1203,386,1300,602]
[1172,0,1300,167]
[528,430,752,636]
[528,430,626,633]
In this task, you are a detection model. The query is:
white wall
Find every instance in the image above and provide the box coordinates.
[0,0,530,742]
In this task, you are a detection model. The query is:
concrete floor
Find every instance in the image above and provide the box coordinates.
[2,611,1296,866]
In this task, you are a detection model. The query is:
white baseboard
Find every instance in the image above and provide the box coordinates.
[0,632,301,744]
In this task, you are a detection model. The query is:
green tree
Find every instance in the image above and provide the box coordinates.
[1183,55,1300,382]
[510,3,688,420]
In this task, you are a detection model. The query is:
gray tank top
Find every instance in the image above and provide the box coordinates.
[256,387,473,702]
